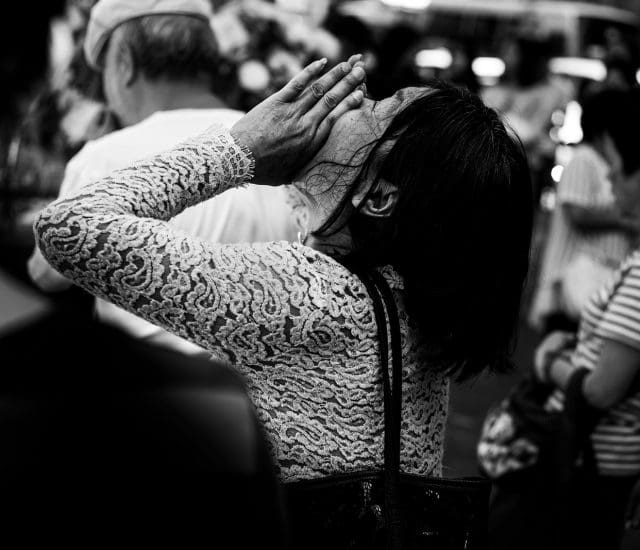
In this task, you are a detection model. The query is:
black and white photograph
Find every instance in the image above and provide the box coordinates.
[2,1,640,548]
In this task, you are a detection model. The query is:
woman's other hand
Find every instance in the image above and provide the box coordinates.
[230,55,366,186]
[533,331,576,382]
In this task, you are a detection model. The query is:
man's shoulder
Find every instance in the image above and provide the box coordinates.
[139,108,245,136]
[70,122,154,165]
[69,108,245,173]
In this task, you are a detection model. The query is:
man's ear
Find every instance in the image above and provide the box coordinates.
[351,179,398,218]
[116,40,137,87]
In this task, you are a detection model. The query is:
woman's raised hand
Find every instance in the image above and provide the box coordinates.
[230,55,366,186]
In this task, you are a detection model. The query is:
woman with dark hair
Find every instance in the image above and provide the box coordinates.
[34,58,532,487]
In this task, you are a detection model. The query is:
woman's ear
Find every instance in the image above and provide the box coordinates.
[351,179,398,218]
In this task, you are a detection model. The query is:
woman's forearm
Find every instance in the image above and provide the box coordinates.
[34,126,254,277]
[582,339,640,410]
[30,127,258,356]
[564,204,633,234]
[548,339,639,410]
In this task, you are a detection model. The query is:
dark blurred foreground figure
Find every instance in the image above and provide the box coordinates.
[0,275,284,546]
[0,3,284,547]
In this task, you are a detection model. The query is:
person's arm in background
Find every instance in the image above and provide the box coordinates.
[581,339,640,409]
[536,335,639,410]
[535,264,640,409]
[566,204,637,234]
[559,149,638,236]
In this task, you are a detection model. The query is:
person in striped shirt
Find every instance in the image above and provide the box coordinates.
[529,90,639,336]
[534,90,640,549]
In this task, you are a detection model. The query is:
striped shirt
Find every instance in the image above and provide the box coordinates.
[529,144,631,327]
[549,251,640,476]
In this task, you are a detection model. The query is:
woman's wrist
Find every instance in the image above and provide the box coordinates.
[228,130,256,183]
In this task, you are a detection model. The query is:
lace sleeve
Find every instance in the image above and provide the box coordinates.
[33,125,372,365]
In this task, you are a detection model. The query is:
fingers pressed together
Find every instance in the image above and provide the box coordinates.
[278,55,367,124]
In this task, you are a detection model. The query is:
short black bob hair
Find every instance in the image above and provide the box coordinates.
[316,82,533,381]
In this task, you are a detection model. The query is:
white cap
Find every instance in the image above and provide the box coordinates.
[84,0,213,70]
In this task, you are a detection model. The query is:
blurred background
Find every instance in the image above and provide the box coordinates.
[4,0,640,251]
[2,0,640,526]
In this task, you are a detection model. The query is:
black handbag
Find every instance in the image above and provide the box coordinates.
[284,267,490,550]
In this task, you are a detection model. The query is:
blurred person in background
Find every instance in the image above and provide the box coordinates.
[585,51,639,99]
[210,0,341,112]
[529,89,638,336]
[482,32,572,203]
[533,89,640,550]
[0,2,285,547]
[28,0,297,356]
[585,25,638,99]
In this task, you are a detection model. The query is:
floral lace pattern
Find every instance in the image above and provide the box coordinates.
[35,125,449,481]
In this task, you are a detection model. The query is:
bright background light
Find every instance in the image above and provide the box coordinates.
[471,57,506,79]
[380,0,432,9]
[548,57,606,81]
[415,48,453,69]
[557,101,583,145]
[551,165,564,183]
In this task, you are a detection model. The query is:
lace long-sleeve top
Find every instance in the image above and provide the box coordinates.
[34,125,449,481]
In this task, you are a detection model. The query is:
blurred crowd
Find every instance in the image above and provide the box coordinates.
[5,0,640,240]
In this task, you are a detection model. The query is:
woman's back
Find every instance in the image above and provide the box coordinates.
[229,257,449,481]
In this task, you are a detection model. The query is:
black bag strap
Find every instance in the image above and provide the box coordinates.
[370,269,403,471]
[347,264,404,549]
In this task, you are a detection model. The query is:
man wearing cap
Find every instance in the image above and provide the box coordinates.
[28,0,297,355]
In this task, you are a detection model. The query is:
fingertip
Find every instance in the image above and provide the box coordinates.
[307,58,327,72]
[351,90,364,104]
